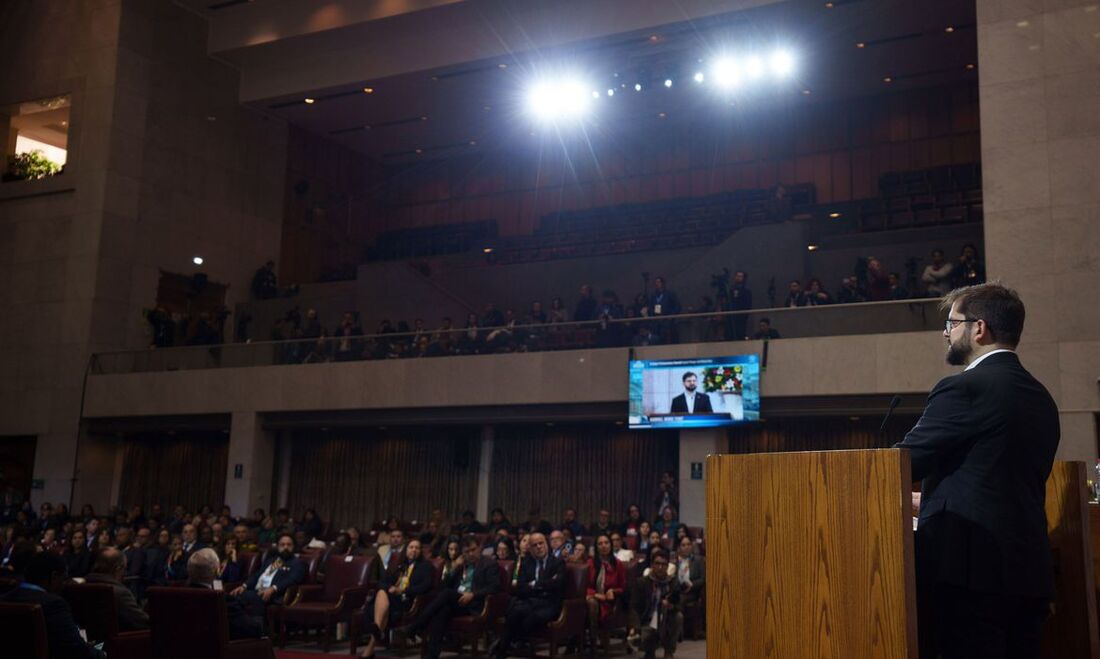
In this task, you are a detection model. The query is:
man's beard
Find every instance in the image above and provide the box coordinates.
[946,335,972,365]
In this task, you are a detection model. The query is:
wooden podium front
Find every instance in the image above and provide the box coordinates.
[706,449,918,659]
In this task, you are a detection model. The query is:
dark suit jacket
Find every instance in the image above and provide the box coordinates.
[444,556,501,610]
[244,555,306,604]
[1,585,107,659]
[187,583,263,640]
[379,557,434,603]
[669,392,712,414]
[83,572,150,630]
[512,554,565,605]
[895,351,1060,598]
[630,575,680,625]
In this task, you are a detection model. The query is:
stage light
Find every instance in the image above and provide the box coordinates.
[712,58,740,88]
[607,88,615,96]
[664,79,673,88]
[303,98,315,104]
[745,56,765,79]
[807,244,819,251]
[828,212,842,219]
[592,91,600,99]
[634,83,642,91]
[693,72,705,83]
[526,77,593,121]
[769,50,795,77]
[192,256,204,265]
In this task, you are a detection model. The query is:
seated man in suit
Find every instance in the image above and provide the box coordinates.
[188,548,263,639]
[630,549,681,659]
[84,547,150,630]
[394,536,501,659]
[0,544,107,659]
[669,372,712,415]
[490,532,565,659]
[229,533,306,619]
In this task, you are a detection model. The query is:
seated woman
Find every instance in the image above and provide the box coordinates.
[63,529,92,578]
[439,536,462,582]
[654,507,681,544]
[359,538,433,658]
[610,531,634,563]
[569,541,589,564]
[494,536,515,562]
[218,536,244,584]
[586,534,628,652]
[636,522,655,554]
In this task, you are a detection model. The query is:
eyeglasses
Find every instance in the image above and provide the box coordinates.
[945,318,978,331]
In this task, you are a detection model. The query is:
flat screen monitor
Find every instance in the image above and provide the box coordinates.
[628,354,760,429]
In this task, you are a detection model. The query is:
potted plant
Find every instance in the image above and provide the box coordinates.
[3,150,62,182]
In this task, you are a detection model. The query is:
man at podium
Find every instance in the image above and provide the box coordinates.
[894,283,1059,659]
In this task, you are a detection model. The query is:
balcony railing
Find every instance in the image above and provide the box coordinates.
[89,298,943,375]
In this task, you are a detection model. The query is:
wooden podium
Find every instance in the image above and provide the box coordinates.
[706,449,918,658]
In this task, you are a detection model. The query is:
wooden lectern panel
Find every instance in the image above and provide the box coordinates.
[706,449,917,659]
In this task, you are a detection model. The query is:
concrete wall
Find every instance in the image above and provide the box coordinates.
[976,0,1100,464]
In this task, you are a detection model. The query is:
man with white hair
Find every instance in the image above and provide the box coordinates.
[188,548,263,639]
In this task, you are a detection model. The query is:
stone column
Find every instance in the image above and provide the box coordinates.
[677,428,725,528]
[476,425,494,522]
[225,412,276,518]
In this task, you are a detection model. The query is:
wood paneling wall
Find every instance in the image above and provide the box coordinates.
[377,83,979,237]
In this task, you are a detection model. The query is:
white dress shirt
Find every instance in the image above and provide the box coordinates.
[965,348,1014,371]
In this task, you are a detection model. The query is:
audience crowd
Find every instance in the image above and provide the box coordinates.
[1,472,705,658]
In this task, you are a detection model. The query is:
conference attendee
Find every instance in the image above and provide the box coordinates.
[560,508,586,538]
[64,529,92,578]
[298,508,323,539]
[921,248,954,297]
[569,541,588,564]
[378,527,406,571]
[0,549,107,659]
[232,524,258,552]
[630,550,682,659]
[123,527,150,598]
[669,372,713,415]
[519,507,553,536]
[636,522,655,554]
[894,283,1058,659]
[217,536,244,583]
[453,510,486,535]
[590,509,615,537]
[334,312,364,361]
[675,536,706,609]
[836,276,867,304]
[951,243,986,288]
[621,504,644,540]
[649,277,681,317]
[727,270,753,340]
[40,527,61,553]
[888,272,910,300]
[574,284,599,322]
[230,533,306,619]
[251,260,278,299]
[586,534,628,653]
[654,471,678,521]
[751,317,781,340]
[783,280,807,307]
[180,523,204,556]
[610,531,634,563]
[358,538,433,658]
[865,257,891,301]
[495,536,515,562]
[490,533,565,659]
[163,536,189,582]
[85,518,101,550]
[187,548,263,640]
[548,530,571,560]
[805,278,832,306]
[654,507,681,543]
[394,537,501,659]
[84,547,149,630]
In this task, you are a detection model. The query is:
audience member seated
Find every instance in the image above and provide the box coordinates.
[490,532,565,659]
[675,536,705,610]
[494,537,515,562]
[83,548,149,631]
[610,532,634,563]
[1,548,107,659]
[784,280,807,307]
[921,248,953,297]
[630,549,681,659]
[836,276,867,304]
[334,312,365,361]
[654,507,681,544]
[162,536,188,582]
[568,542,588,564]
[64,530,92,579]
[187,548,263,640]
[586,533,628,653]
[377,528,406,572]
[951,242,986,287]
[233,524,258,553]
[217,537,244,583]
[590,509,615,537]
[394,536,501,659]
[805,278,832,306]
[560,508,586,538]
[865,257,891,301]
[548,530,571,560]
[230,533,306,620]
[358,538,433,658]
[574,284,598,322]
[888,272,910,300]
[621,504,643,541]
[752,318,781,340]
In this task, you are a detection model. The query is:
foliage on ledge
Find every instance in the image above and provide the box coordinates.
[4,150,63,181]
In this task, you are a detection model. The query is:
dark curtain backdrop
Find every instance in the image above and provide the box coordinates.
[490,425,678,526]
[726,415,920,454]
[286,428,481,530]
[118,433,228,513]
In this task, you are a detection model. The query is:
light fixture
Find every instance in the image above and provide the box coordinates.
[944,26,955,33]
[607,88,615,96]
[693,72,705,83]
[525,77,594,121]
[712,58,740,88]
[483,247,493,253]
[420,116,428,121]
[591,90,600,99]
[965,63,976,70]
[828,212,842,219]
[192,256,204,265]
[824,1,834,6]
[856,42,866,48]
[807,244,819,251]
[649,34,660,42]
[745,56,765,79]
[415,148,423,154]
[1017,20,1030,27]
[205,115,216,122]
[664,79,673,88]
[802,89,812,95]
[658,112,667,118]
[883,76,893,83]
[497,63,508,69]
[483,105,492,110]
[634,83,642,91]
[304,98,315,104]
[363,87,374,94]
[469,140,477,145]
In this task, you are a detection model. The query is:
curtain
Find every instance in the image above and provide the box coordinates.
[490,424,678,526]
[286,428,481,531]
[118,433,228,513]
[726,415,920,454]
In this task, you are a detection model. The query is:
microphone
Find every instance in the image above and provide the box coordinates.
[880,395,902,434]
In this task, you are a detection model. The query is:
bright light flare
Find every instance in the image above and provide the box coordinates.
[711,58,741,88]
[526,78,592,121]
[769,50,795,77]
[693,72,705,83]
[745,56,765,79]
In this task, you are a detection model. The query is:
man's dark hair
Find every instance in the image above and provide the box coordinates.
[681,371,697,383]
[649,547,669,562]
[91,547,126,575]
[941,282,1025,348]
[463,536,482,550]
[24,552,67,586]
[276,532,296,548]
[759,317,771,325]
[931,249,944,258]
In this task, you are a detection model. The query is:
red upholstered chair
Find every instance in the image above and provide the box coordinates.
[0,602,48,659]
[146,586,274,659]
[443,562,511,656]
[276,554,376,651]
[61,583,151,659]
[238,552,262,580]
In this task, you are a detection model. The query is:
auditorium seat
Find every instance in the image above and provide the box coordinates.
[276,554,376,651]
[0,602,48,659]
[61,582,151,659]
[445,563,511,656]
[146,586,274,659]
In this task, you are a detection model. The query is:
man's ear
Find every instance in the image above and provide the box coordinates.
[974,319,993,344]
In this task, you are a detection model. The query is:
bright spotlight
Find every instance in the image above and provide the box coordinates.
[712,58,740,88]
[664,79,673,88]
[607,88,615,96]
[526,78,592,121]
[634,83,642,92]
[591,91,600,99]
[192,256,204,266]
[770,50,795,77]
[693,72,705,83]
[745,56,765,79]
